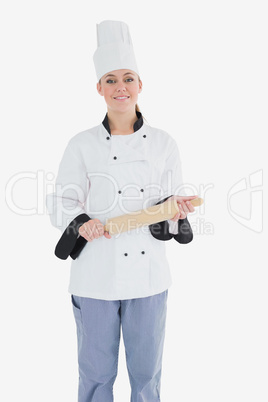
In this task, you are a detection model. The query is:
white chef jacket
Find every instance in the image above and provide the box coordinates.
[46,111,193,300]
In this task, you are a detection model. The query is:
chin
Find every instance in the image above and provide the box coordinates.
[111,103,135,113]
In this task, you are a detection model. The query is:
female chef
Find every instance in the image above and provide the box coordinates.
[46,20,197,402]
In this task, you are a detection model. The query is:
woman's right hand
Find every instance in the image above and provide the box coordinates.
[78,219,111,242]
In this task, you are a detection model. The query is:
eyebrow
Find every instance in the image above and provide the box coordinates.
[104,72,135,78]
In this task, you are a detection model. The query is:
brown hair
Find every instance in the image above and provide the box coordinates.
[98,75,142,114]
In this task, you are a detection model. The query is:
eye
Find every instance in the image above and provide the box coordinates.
[125,78,134,82]
[106,79,115,84]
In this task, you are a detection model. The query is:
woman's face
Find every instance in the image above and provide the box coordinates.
[97,69,142,113]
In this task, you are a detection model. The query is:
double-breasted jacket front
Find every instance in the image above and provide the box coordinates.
[46,112,193,300]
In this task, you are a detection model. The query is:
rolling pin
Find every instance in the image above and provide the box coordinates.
[103,197,203,235]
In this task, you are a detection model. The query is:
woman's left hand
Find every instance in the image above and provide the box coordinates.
[168,195,197,222]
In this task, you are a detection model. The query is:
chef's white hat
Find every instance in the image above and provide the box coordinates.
[93,20,139,81]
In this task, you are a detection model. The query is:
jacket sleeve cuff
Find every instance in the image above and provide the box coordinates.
[149,195,174,241]
[55,213,91,260]
[173,217,193,244]
[148,220,174,240]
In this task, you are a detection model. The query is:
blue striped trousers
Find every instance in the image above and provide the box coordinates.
[71,289,168,402]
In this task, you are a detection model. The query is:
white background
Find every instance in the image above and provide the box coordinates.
[1,1,267,401]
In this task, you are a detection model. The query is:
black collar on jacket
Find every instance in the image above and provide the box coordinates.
[102,110,143,136]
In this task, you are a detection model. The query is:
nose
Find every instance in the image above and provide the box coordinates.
[116,80,126,92]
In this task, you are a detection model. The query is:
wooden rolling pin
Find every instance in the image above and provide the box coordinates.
[104,197,203,235]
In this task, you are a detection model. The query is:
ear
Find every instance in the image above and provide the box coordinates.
[138,79,143,94]
[96,81,103,96]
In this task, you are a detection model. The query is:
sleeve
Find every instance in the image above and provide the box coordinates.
[46,140,91,260]
[148,138,193,244]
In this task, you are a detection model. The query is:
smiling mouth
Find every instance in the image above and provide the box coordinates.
[113,96,130,100]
